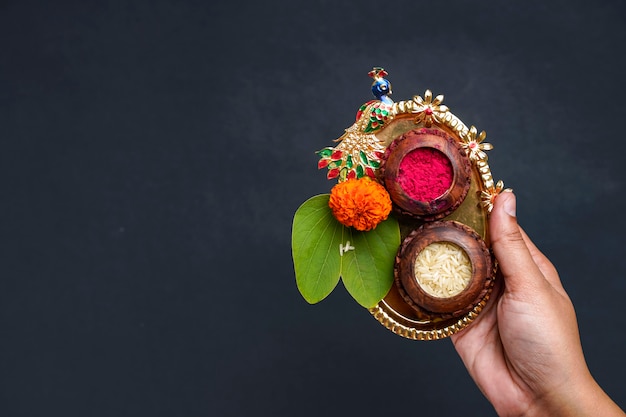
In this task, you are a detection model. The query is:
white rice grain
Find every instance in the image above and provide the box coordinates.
[414,242,472,298]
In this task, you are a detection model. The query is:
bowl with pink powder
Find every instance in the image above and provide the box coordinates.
[381,128,471,220]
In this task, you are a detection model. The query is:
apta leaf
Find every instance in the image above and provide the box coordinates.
[341,216,400,308]
[292,195,343,304]
[292,195,400,308]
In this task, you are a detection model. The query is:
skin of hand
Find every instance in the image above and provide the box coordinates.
[450,191,625,417]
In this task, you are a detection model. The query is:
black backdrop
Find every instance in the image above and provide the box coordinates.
[2,0,626,416]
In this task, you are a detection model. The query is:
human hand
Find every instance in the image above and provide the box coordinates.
[451,191,624,417]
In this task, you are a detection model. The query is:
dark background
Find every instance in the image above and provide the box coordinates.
[2,0,625,415]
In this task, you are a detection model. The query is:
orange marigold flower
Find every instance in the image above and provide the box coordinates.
[328,178,392,231]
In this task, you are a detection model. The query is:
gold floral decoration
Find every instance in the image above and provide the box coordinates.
[480,180,506,213]
[462,126,493,162]
[412,90,449,127]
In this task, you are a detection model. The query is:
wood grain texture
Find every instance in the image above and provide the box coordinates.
[394,221,494,318]
[380,128,471,221]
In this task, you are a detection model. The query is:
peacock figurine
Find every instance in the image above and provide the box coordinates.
[318,67,396,180]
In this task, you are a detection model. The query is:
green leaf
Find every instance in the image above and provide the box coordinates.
[292,195,343,304]
[341,217,400,308]
[292,196,401,308]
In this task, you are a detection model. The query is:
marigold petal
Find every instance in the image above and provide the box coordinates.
[328,178,392,231]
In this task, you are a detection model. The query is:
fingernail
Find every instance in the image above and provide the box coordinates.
[502,191,516,217]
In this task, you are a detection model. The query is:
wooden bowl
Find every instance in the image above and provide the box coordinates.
[394,220,494,317]
[381,128,471,221]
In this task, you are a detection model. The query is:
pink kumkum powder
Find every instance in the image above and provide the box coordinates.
[397,148,453,201]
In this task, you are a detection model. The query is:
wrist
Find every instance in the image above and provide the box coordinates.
[525,373,624,417]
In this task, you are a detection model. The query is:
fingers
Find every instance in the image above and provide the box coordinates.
[489,191,547,296]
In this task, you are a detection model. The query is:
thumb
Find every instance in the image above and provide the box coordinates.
[489,191,544,294]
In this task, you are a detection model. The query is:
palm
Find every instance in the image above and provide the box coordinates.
[451,227,580,417]
[451,283,534,416]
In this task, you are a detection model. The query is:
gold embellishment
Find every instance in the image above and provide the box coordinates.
[410,90,449,127]
[461,126,493,162]
[368,289,492,341]
[480,180,506,213]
